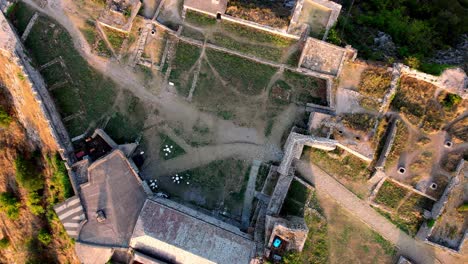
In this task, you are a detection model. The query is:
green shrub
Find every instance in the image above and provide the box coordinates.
[0,107,12,128]
[50,154,74,202]
[404,56,421,69]
[37,229,52,245]
[458,203,468,212]
[0,237,10,249]
[14,156,44,192]
[441,93,462,109]
[419,63,452,76]
[0,192,21,220]
[26,191,44,216]
[427,218,436,227]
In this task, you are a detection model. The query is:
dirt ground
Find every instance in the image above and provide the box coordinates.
[298,0,332,36]
[318,191,398,264]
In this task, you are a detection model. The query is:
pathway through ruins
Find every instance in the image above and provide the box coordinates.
[295,160,466,264]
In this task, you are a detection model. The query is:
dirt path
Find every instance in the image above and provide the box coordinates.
[295,160,466,264]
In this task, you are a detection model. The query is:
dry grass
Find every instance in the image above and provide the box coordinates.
[385,121,409,169]
[358,67,392,99]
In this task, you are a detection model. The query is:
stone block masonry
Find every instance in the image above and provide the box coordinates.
[0,12,75,163]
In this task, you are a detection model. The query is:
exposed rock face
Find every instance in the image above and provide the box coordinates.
[432,35,468,70]
[373,31,397,58]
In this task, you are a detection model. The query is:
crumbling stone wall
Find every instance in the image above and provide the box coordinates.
[288,0,342,40]
[399,64,467,99]
[0,12,74,161]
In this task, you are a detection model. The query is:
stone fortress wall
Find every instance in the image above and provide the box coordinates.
[0,11,75,166]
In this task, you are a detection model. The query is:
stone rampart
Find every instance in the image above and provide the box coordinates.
[0,12,74,162]
[277,132,336,176]
[399,64,467,99]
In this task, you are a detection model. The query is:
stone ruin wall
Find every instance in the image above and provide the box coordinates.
[0,12,74,163]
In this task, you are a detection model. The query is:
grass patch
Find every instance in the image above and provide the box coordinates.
[303,147,369,181]
[185,9,217,27]
[283,70,328,106]
[169,41,202,97]
[221,20,294,47]
[374,190,433,236]
[96,39,112,57]
[371,231,397,255]
[105,112,142,144]
[264,118,274,136]
[102,27,127,52]
[21,16,117,137]
[80,27,97,46]
[283,196,328,263]
[206,48,277,96]
[181,26,205,41]
[419,63,453,76]
[7,1,35,35]
[391,76,437,126]
[374,180,408,209]
[47,153,74,205]
[341,113,378,132]
[41,63,68,85]
[159,133,186,160]
[169,159,251,213]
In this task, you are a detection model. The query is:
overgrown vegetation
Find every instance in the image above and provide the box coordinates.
[374,187,434,236]
[0,107,12,128]
[47,154,74,205]
[102,27,127,52]
[374,180,408,209]
[7,1,34,35]
[335,0,468,68]
[226,0,292,28]
[282,194,329,264]
[0,237,10,249]
[0,192,21,220]
[358,67,392,101]
[304,147,369,181]
[340,113,377,132]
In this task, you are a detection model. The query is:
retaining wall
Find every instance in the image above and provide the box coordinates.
[0,12,75,168]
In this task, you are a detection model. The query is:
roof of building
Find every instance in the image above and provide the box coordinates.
[184,0,228,16]
[53,195,86,239]
[300,37,347,76]
[78,149,147,247]
[130,199,256,264]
